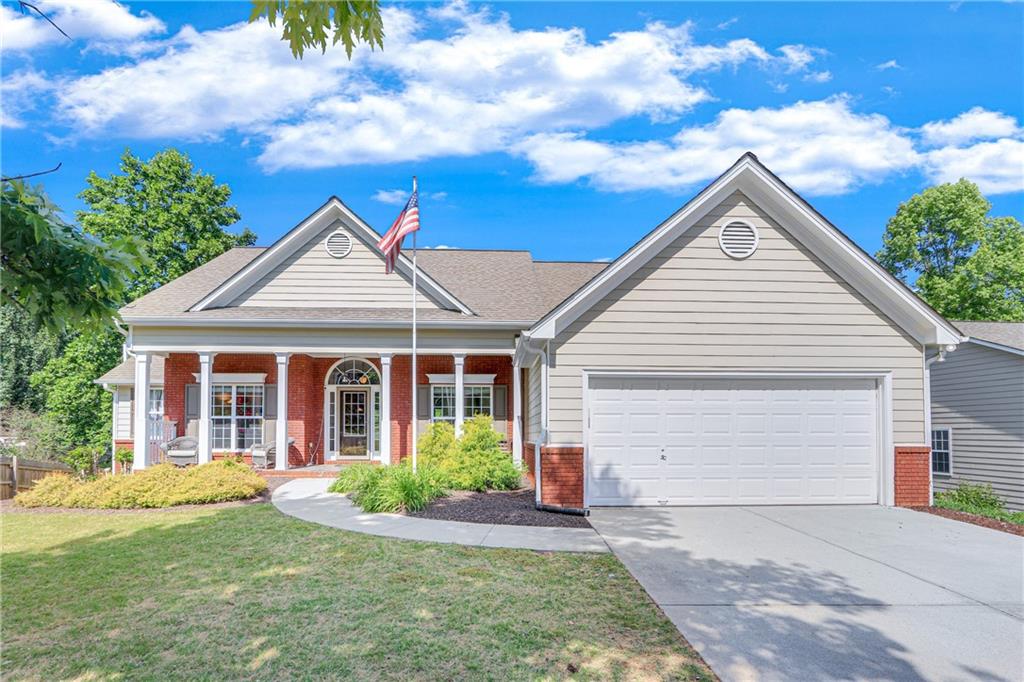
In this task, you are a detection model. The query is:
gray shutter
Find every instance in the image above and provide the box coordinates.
[492,385,508,419]
[417,386,431,420]
[264,385,277,419]
[185,384,200,420]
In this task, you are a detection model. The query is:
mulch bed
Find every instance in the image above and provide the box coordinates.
[405,488,591,528]
[912,506,1024,537]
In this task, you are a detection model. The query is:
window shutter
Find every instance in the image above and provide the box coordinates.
[493,385,508,419]
[185,384,200,420]
[265,385,277,419]
[417,386,431,419]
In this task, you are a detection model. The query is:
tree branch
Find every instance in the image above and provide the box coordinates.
[2,163,63,182]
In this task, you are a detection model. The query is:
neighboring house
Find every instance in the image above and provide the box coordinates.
[95,153,962,511]
[929,321,1024,510]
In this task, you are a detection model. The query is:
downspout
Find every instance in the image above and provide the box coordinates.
[923,345,950,506]
[534,343,548,508]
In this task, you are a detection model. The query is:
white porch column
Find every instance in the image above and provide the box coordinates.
[275,353,290,470]
[197,351,214,464]
[132,352,151,470]
[379,354,392,464]
[454,354,466,437]
[512,361,523,466]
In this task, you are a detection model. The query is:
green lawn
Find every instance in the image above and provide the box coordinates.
[1,504,713,681]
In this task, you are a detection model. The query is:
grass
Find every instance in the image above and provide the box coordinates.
[1,504,713,681]
[934,483,1024,525]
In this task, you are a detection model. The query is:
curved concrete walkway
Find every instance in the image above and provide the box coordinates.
[272,478,608,553]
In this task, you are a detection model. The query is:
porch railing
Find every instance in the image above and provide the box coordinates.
[147,419,177,466]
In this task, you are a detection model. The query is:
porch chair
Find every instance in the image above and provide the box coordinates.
[248,420,294,470]
[161,435,199,467]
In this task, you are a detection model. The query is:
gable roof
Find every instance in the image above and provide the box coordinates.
[955,321,1024,355]
[94,355,165,386]
[526,152,963,347]
[191,197,474,315]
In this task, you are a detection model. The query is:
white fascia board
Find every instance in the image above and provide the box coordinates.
[190,198,473,316]
[967,337,1024,357]
[530,155,962,347]
[121,316,532,330]
[426,373,496,384]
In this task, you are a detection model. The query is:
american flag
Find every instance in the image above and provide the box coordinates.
[377,189,420,274]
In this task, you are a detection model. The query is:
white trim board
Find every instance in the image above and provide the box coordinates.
[190,198,473,316]
[191,373,267,384]
[426,374,496,384]
[580,369,896,508]
[528,153,962,348]
[965,337,1024,357]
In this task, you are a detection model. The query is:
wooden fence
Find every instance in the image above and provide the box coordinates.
[0,456,73,500]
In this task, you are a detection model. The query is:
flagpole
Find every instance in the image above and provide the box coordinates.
[411,176,418,473]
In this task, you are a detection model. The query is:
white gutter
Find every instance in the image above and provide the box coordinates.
[120,317,534,330]
[923,343,957,505]
[516,333,550,507]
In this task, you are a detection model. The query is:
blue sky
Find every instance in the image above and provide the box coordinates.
[2,1,1022,262]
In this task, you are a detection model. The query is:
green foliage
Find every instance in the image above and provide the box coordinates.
[250,0,384,59]
[0,306,66,410]
[329,462,446,513]
[877,180,1024,321]
[30,329,122,451]
[63,445,103,477]
[935,483,1024,525]
[15,460,267,509]
[415,415,523,492]
[114,447,134,471]
[77,148,255,299]
[1,179,146,333]
[0,407,64,461]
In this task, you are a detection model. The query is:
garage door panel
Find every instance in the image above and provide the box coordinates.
[587,377,879,506]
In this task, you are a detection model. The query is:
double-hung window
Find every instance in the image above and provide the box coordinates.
[430,385,493,422]
[931,428,952,475]
[212,384,264,451]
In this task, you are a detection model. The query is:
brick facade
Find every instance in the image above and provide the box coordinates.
[538,445,584,509]
[894,445,931,507]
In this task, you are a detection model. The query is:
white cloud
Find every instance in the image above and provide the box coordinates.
[921,139,1024,194]
[716,18,738,30]
[47,2,827,170]
[919,107,1022,147]
[515,97,921,196]
[803,70,832,83]
[1,69,53,128]
[875,59,902,71]
[0,0,164,51]
[373,188,447,204]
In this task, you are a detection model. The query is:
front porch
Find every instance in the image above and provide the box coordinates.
[124,350,522,472]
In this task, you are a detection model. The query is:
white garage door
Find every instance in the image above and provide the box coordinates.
[587,377,879,506]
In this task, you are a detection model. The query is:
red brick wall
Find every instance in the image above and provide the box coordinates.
[895,445,931,507]
[523,441,537,487]
[539,445,584,509]
[112,439,133,473]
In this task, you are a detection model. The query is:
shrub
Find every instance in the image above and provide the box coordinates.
[114,447,134,473]
[329,462,445,513]
[418,421,456,468]
[444,415,522,492]
[12,473,78,507]
[935,483,1024,525]
[14,460,267,509]
[63,445,103,477]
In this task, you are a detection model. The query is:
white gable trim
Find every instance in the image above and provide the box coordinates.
[529,153,962,347]
[191,198,474,315]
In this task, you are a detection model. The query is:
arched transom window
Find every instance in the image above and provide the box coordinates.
[327,359,380,386]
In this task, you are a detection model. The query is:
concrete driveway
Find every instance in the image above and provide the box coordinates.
[589,506,1023,682]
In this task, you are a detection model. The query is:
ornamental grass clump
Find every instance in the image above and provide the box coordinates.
[15,460,267,509]
[329,462,445,513]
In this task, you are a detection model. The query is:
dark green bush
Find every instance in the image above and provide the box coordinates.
[935,483,1024,525]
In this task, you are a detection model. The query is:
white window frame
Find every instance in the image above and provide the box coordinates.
[430,384,494,423]
[931,426,953,475]
[211,383,265,452]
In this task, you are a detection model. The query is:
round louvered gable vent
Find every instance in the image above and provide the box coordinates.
[718,221,759,259]
[324,230,353,258]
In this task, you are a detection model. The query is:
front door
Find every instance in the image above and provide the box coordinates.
[339,390,369,457]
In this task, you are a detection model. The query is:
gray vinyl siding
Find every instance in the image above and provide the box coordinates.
[930,342,1024,510]
[547,190,926,444]
[233,221,444,310]
[526,355,543,442]
[115,386,133,439]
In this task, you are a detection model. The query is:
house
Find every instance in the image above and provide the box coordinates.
[929,321,1024,510]
[95,153,963,511]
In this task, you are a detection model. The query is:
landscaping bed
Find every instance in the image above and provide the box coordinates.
[406,488,591,528]
[914,506,1024,537]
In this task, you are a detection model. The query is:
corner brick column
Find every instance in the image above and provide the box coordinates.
[539,445,584,510]
[894,446,931,507]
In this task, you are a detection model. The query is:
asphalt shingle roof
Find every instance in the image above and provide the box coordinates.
[94,355,165,386]
[954,321,1024,352]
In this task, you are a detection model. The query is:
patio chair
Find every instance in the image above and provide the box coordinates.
[161,436,199,467]
[248,420,294,469]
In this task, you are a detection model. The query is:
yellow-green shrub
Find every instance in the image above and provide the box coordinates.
[14,460,267,509]
[13,473,78,507]
[414,415,522,492]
